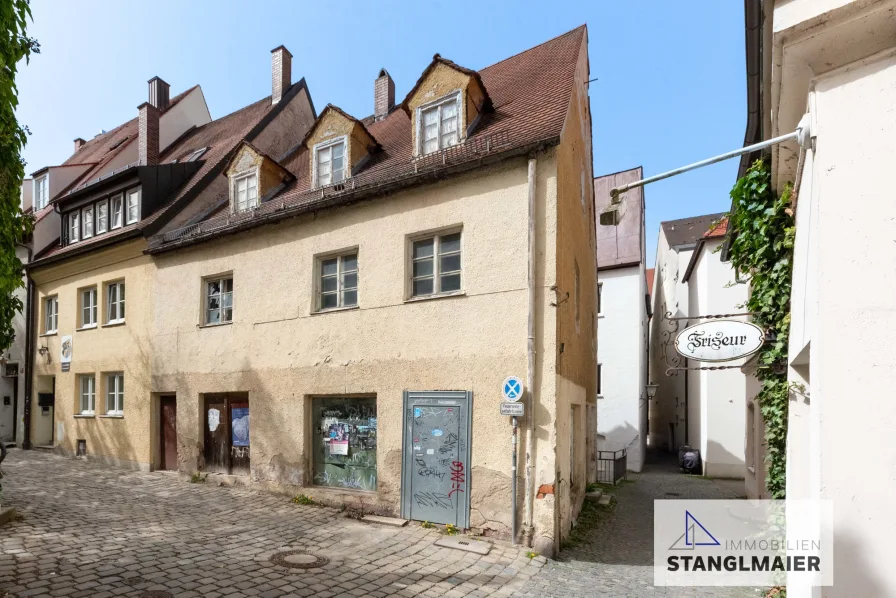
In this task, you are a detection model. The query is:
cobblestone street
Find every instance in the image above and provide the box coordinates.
[1,449,764,598]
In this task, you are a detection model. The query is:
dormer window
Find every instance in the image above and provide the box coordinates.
[68,211,80,243]
[314,138,346,188]
[419,92,460,155]
[234,172,258,212]
[186,147,208,162]
[34,175,49,210]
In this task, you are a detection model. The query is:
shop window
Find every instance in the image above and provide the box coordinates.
[312,397,377,492]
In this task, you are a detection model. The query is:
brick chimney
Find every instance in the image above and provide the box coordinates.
[137,102,159,166]
[374,69,395,121]
[271,46,292,105]
[73,137,86,154]
[148,76,170,111]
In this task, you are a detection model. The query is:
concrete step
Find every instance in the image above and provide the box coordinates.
[584,490,603,502]
[598,493,614,506]
[361,515,408,527]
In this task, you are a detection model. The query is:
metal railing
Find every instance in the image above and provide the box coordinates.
[596,448,627,485]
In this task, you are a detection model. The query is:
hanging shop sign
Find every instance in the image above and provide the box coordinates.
[60,335,73,372]
[674,320,765,363]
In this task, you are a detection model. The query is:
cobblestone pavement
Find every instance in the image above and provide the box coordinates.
[516,451,766,598]
[0,450,545,598]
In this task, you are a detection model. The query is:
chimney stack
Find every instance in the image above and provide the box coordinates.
[271,46,292,105]
[374,69,395,121]
[73,137,86,154]
[138,102,159,166]
[148,76,170,111]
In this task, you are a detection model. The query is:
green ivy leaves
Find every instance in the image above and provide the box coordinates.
[727,160,794,499]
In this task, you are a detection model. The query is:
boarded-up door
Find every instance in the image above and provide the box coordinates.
[401,391,472,528]
[160,396,177,471]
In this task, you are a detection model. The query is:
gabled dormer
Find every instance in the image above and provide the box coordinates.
[401,54,492,157]
[302,105,378,189]
[223,141,295,213]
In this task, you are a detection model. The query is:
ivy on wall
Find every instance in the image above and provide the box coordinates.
[727,160,794,499]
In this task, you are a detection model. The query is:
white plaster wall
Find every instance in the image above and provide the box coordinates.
[686,239,748,479]
[160,86,212,152]
[597,266,645,471]
[786,48,896,598]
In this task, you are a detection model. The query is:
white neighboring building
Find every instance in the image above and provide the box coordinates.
[680,218,749,479]
[649,212,749,478]
[593,167,648,472]
[740,0,896,595]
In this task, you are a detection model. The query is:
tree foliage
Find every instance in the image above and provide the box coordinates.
[0,0,37,351]
[727,159,794,499]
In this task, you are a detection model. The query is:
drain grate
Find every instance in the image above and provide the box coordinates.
[269,550,330,569]
[139,592,173,598]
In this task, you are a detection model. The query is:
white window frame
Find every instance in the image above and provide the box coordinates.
[82,205,94,239]
[106,281,125,324]
[312,136,348,188]
[316,252,358,312]
[34,175,49,210]
[96,200,108,234]
[415,91,462,156]
[110,194,124,229]
[81,287,97,329]
[126,188,140,224]
[106,373,124,416]
[232,171,259,213]
[186,147,208,162]
[79,375,96,415]
[44,295,58,334]
[409,229,463,298]
[204,276,233,325]
[68,211,80,243]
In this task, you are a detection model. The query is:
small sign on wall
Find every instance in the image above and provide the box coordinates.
[60,335,73,372]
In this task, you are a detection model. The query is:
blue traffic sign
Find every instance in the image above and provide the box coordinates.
[502,376,523,402]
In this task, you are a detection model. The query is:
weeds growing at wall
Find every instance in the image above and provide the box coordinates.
[727,159,794,499]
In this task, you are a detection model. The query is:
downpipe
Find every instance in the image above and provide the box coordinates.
[522,156,537,546]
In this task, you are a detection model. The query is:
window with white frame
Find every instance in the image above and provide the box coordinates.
[82,205,94,239]
[126,188,140,224]
[411,231,462,297]
[34,175,49,210]
[96,200,108,234]
[111,194,124,229]
[81,287,97,328]
[205,277,233,325]
[44,295,58,334]
[185,147,208,162]
[68,211,80,243]
[106,281,125,324]
[418,93,460,155]
[106,373,124,415]
[318,253,357,311]
[314,139,346,187]
[79,375,96,415]
[233,173,258,212]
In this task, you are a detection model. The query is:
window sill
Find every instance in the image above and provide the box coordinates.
[198,321,233,329]
[598,313,605,319]
[40,331,57,337]
[404,291,466,304]
[596,394,604,399]
[102,320,126,328]
[100,414,124,419]
[312,305,359,316]
[747,466,755,474]
[77,324,97,332]
[311,484,376,495]
[74,414,95,419]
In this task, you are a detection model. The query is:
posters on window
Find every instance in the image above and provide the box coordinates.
[232,407,249,447]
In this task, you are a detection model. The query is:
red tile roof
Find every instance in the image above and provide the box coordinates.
[702,216,729,239]
[646,268,655,296]
[150,25,587,252]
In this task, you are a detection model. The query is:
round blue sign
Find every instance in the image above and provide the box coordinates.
[502,376,523,402]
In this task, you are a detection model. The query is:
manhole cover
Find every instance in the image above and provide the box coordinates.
[139,592,173,598]
[269,550,330,569]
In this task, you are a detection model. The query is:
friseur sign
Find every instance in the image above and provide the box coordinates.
[674,320,765,363]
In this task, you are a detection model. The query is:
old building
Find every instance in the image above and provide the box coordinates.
[736,0,896,594]
[648,213,750,478]
[593,167,649,472]
[26,28,597,555]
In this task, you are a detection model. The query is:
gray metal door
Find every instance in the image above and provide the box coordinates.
[401,391,472,528]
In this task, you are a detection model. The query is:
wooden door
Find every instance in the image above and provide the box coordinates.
[204,396,230,473]
[160,396,177,471]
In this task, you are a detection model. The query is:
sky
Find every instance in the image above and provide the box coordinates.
[16,1,745,267]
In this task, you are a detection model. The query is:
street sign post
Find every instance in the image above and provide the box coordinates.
[500,402,524,416]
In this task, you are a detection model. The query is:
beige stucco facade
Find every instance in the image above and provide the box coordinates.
[30,239,157,470]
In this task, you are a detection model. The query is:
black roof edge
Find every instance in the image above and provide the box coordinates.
[27,228,143,271]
